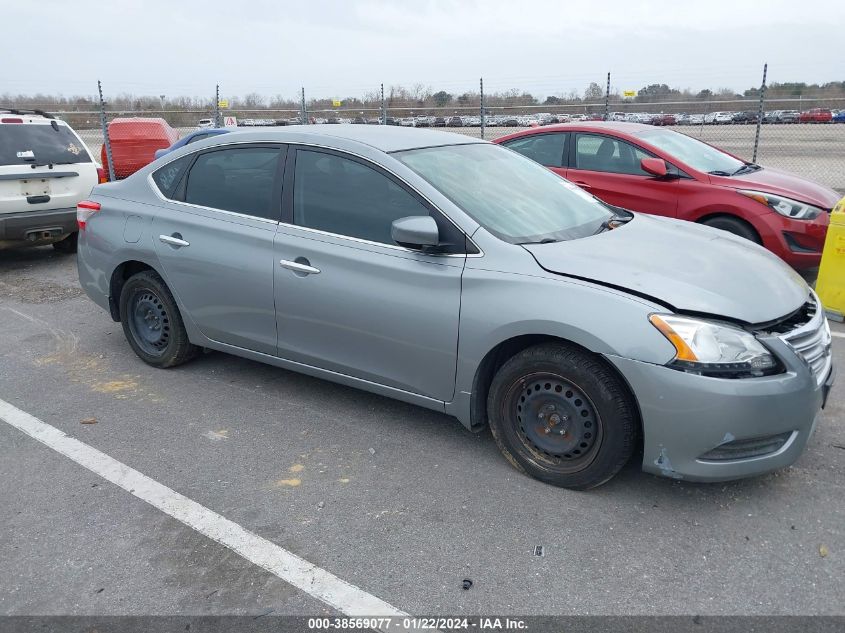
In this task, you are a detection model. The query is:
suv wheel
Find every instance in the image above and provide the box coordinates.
[52,232,78,253]
[119,270,198,368]
[487,343,636,490]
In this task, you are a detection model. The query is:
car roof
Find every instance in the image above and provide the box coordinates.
[204,124,484,153]
[499,121,655,136]
[186,127,229,137]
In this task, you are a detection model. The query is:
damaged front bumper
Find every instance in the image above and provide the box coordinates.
[606,347,833,482]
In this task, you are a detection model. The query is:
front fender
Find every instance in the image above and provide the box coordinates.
[447,266,676,428]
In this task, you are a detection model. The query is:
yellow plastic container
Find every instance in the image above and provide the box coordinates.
[816,196,845,321]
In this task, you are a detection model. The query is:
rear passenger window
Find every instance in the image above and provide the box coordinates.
[152,155,190,199]
[502,134,567,168]
[293,149,431,245]
[184,147,281,220]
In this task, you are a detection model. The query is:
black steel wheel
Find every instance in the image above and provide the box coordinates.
[507,372,603,473]
[127,288,171,356]
[488,343,637,489]
[119,270,198,368]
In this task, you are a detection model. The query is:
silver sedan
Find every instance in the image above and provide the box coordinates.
[76,126,833,489]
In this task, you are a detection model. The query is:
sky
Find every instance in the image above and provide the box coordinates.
[4,0,844,101]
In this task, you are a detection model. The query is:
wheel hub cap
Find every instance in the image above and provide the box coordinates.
[129,291,170,355]
[516,377,598,460]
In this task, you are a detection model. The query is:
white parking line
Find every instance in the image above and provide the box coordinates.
[0,397,407,622]
[831,331,845,339]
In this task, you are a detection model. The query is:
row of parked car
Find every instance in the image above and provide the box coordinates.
[609,108,845,126]
[232,113,608,128]
[228,108,845,130]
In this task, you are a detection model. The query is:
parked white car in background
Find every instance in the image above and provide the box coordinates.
[0,109,101,251]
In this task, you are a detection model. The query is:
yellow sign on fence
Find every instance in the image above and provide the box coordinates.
[332,99,342,107]
[623,90,637,98]
[218,99,229,108]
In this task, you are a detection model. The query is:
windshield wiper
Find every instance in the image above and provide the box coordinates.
[519,237,560,245]
[593,211,633,235]
[732,163,761,176]
[708,170,732,176]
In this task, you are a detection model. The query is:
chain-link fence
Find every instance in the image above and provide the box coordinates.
[18,71,844,192]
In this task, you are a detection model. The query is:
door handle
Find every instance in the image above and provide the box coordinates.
[279,259,320,275]
[572,181,593,189]
[159,234,190,248]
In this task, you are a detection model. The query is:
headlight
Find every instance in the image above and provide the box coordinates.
[649,314,777,378]
[738,189,823,220]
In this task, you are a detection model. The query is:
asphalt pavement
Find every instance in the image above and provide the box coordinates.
[0,246,843,618]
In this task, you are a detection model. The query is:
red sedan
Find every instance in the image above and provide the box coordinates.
[494,122,840,270]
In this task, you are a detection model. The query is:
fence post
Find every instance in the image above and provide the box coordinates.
[381,83,386,125]
[97,80,115,182]
[752,63,767,164]
[480,77,485,140]
[604,72,611,121]
[300,87,307,124]
[214,84,220,128]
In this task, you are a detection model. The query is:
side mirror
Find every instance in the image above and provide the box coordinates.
[391,215,439,249]
[641,157,668,177]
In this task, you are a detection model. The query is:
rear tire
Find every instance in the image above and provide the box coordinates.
[702,216,761,244]
[119,270,198,368]
[487,343,636,490]
[52,232,78,253]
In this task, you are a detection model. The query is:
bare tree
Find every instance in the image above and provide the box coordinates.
[242,92,265,108]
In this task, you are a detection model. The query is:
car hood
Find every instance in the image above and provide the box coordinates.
[524,214,809,324]
[711,167,841,209]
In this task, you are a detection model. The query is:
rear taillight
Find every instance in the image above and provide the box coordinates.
[1,117,23,123]
[97,167,108,183]
[77,200,101,230]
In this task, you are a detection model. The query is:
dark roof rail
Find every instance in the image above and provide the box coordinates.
[0,107,55,119]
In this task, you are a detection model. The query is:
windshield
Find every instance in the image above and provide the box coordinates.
[394,143,613,243]
[635,128,744,175]
[0,123,92,166]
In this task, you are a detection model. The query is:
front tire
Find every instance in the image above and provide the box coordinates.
[701,216,761,244]
[119,270,198,368]
[487,343,636,490]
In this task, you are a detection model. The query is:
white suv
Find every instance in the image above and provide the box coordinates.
[0,109,100,252]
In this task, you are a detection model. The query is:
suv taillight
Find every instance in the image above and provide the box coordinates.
[97,167,108,183]
[77,200,101,230]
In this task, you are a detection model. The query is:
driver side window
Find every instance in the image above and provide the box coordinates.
[293,149,432,246]
[574,134,652,176]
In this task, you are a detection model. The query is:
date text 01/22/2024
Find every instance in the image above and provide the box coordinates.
[306,617,528,630]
